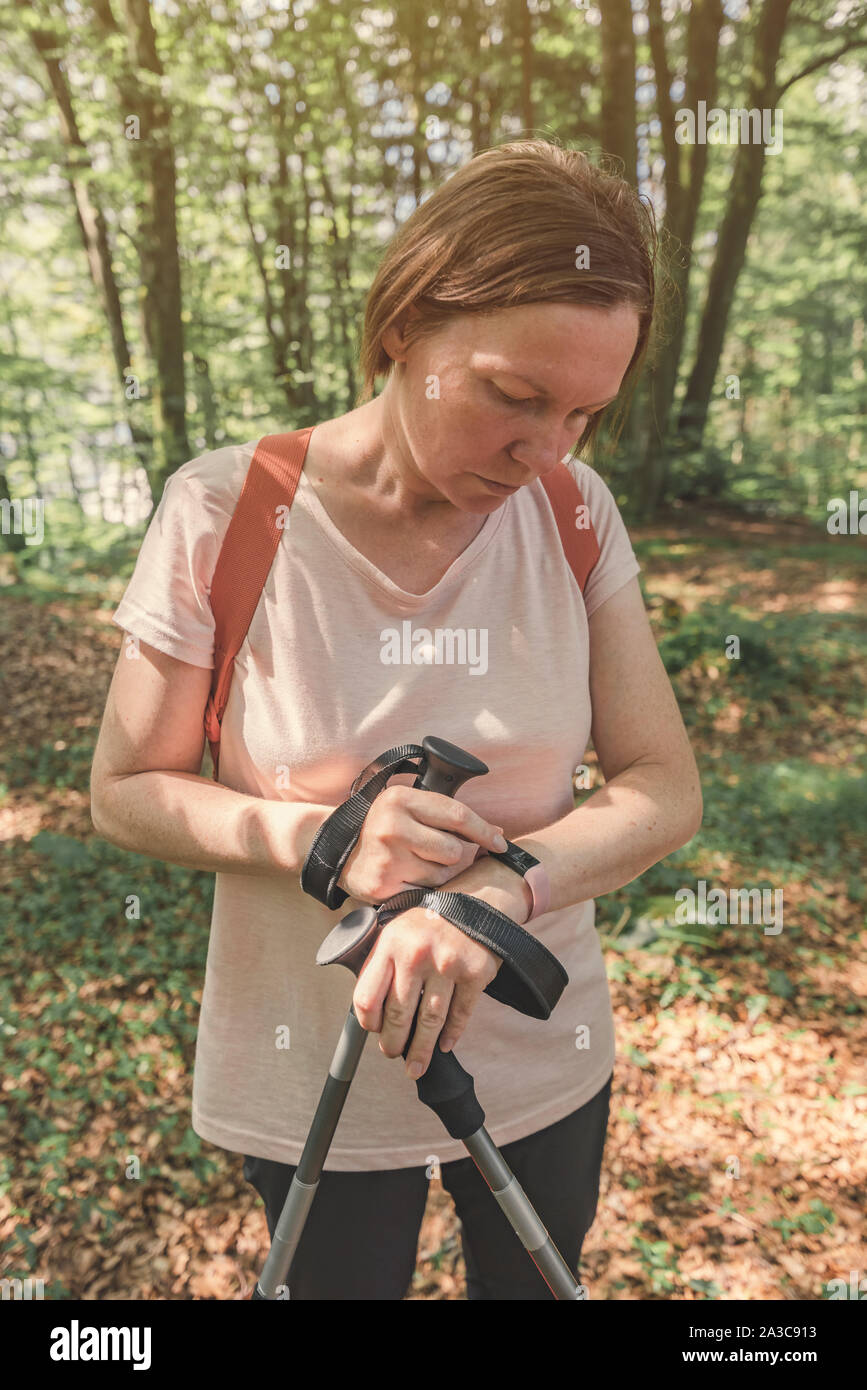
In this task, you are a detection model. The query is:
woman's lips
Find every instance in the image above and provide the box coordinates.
[475,474,520,496]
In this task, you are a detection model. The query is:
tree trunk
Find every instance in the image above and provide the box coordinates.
[297,156,316,412]
[192,354,217,452]
[91,0,190,496]
[27,6,153,477]
[513,0,534,135]
[0,471,27,557]
[636,0,724,518]
[310,119,356,413]
[600,0,637,186]
[399,0,427,206]
[465,0,485,153]
[676,0,794,453]
[334,57,360,408]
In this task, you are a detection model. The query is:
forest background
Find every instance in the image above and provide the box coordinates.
[0,0,864,1302]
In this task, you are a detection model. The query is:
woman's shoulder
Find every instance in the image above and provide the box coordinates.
[560,455,621,514]
[556,456,641,611]
[164,438,259,534]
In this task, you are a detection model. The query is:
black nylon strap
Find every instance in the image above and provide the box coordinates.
[488,841,540,878]
[302,746,542,915]
[301,745,426,909]
[376,889,568,1021]
[481,839,542,917]
[348,744,426,797]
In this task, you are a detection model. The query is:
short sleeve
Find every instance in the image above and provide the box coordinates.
[112,443,255,669]
[566,458,642,618]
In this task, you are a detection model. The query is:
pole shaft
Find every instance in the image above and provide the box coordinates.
[463,1127,583,1300]
[254,1008,369,1299]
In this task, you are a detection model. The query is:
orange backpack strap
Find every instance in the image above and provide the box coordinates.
[539,463,601,592]
[204,428,313,779]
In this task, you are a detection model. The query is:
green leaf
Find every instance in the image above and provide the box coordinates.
[29,832,92,870]
[767,969,796,999]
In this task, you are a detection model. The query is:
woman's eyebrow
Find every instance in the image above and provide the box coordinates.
[494,369,616,410]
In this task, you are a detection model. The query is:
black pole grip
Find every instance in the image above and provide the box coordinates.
[413,735,488,798]
[401,1001,485,1140]
[402,738,488,1137]
[414,1047,485,1140]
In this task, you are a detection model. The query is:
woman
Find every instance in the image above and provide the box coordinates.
[91,139,702,1301]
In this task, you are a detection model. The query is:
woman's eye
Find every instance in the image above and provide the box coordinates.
[493,384,528,406]
[492,383,600,419]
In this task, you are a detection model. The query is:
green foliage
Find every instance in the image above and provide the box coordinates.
[659,604,858,710]
[770,1201,836,1242]
[0,0,864,528]
[699,757,866,875]
[5,744,95,793]
[0,834,214,1238]
[630,1234,709,1296]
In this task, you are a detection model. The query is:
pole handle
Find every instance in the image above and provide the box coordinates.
[318,736,488,977]
[413,735,488,797]
[401,1003,485,1139]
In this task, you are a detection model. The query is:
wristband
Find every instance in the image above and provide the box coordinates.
[483,842,551,921]
[522,861,551,920]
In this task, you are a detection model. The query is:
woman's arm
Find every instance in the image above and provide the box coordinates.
[91,637,508,883]
[442,576,704,921]
[91,640,332,875]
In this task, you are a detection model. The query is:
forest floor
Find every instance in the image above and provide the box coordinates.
[0,503,864,1301]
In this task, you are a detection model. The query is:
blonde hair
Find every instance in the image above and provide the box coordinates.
[357,137,662,459]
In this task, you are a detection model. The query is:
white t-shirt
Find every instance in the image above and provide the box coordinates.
[112,436,641,1171]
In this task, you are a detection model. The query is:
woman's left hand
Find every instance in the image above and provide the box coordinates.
[351,854,534,1079]
[352,907,502,1079]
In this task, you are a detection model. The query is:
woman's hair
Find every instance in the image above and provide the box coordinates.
[357,137,664,461]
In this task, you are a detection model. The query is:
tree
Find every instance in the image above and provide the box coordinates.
[636,0,724,517]
[24,2,152,478]
[90,0,190,495]
[600,0,638,187]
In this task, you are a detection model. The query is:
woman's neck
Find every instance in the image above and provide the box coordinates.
[306,395,464,529]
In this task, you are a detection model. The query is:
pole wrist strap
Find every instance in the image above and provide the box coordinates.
[376,888,568,1020]
[300,745,426,909]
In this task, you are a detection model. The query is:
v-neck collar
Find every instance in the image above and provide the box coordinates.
[296,469,508,608]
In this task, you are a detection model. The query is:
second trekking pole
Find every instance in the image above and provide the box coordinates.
[251,736,488,1300]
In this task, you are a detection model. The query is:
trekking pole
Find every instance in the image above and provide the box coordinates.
[312,899,583,1299]
[251,736,488,1300]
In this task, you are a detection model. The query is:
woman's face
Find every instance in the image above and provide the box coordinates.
[380,300,641,513]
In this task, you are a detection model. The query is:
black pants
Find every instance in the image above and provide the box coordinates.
[243,1072,612,1300]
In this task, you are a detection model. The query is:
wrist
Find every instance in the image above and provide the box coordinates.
[446,855,533,927]
[270,800,334,875]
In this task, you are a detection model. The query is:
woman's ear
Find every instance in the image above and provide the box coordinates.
[381,304,422,363]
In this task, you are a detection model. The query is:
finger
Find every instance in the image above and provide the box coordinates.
[398,831,485,891]
[397,837,483,893]
[403,790,508,855]
[403,824,478,871]
[437,978,484,1054]
[377,966,423,1061]
[352,948,394,1033]
[403,977,455,1079]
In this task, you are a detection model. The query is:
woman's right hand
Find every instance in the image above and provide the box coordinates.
[336,783,509,904]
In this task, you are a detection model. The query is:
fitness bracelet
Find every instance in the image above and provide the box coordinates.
[480,841,551,922]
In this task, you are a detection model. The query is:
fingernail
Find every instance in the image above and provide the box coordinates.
[493,833,508,851]
[439,1037,453,1053]
[407,1061,423,1079]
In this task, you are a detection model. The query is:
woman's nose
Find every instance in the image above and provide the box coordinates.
[510,432,578,477]
[509,410,587,475]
